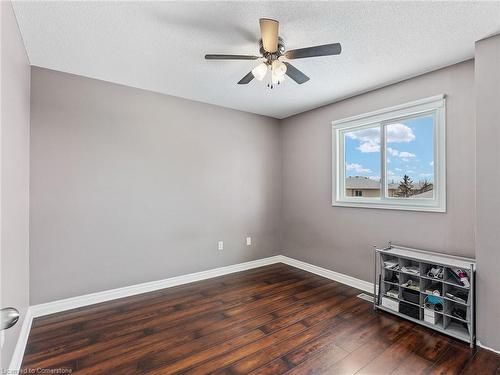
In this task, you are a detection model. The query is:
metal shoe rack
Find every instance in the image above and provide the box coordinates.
[373,243,476,347]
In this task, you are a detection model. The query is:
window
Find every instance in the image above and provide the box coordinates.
[332,95,446,212]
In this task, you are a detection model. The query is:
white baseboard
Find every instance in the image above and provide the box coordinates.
[279,256,374,293]
[477,340,500,354]
[8,308,34,372]
[29,256,283,318]
[29,255,373,319]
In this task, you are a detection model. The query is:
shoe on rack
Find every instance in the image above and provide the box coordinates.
[427,267,444,279]
[452,308,466,321]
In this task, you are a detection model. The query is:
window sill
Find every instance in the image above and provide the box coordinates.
[332,199,446,213]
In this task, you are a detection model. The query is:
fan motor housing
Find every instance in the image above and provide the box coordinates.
[260,37,286,60]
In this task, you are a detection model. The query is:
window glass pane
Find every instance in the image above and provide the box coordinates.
[385,115,434,199]
[344,125,381,198]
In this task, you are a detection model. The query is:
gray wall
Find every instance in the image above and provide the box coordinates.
[25,44,499,354]
[29,67,281,304]
[280,61,475,283]
[475,34,500,352]
[0,1,31,369]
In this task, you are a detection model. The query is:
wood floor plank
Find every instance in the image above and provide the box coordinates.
[34,280,336,372]
[230,297,370,374]
[31,263,289,327]
[30,266,302,335]
[20,264,500,375]
[461,349,500,375]
[389,353,433,375]
[75,284,344,370]
[321,339,390,375]
[356,329,431,374]
[284,307,376,367]
[426,341,477,375]
[180,322,311,375]
[27,268,317,353]
[247,305,378,375]
[71,283,346,373]
[30,263,295,331]
[332,311,412,353]
[210,292,372,375]
[311,314,414,375]
[411,329,451,363]
[284,343,349,375]
[27,276,322,368]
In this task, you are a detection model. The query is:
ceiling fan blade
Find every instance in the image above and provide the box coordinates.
[259,18,279,53]
[205,54,260,60]
[237,72,254,84]
[284,62,310,84]
[285,43,341,59]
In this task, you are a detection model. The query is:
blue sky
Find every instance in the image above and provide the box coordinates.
[345,115,434,184]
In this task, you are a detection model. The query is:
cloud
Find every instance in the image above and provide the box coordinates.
[387,147,399,157]
[398,151,416,158]
[393,151,417,162]
[395,168,402,172]
[387,147,416,161]
[346,124,415,154]
[346,163,372,174]
[358,141,380,153]
[419,173,433,177]
[430,161,434,166]
[346,127,380,141]
[346,127,381,153]
[386,123,416,143]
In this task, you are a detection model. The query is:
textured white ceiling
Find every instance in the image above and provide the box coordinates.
[12,1,500,119]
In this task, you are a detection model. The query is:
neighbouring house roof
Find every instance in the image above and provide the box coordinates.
[410,189,434,198]
[345,176,399,190]
[346,176,434,194]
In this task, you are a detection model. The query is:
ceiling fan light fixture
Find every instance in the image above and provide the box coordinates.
[271,71,283,85]
[271,60,287,79]
[251,62,268,81]
[205,18,340,86]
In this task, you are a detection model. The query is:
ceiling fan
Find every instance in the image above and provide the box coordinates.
[205,18,341,88]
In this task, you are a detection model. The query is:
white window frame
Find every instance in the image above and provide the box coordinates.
[332,95,446,212]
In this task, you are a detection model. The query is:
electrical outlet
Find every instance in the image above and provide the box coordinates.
[246,237,252,246]
[218,241,224,251]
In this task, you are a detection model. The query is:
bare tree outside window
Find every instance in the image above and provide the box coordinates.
[397,175,414,197]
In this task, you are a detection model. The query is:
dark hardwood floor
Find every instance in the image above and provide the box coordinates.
[22,263,500,374]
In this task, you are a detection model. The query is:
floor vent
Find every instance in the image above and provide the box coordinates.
[357,293,374,302]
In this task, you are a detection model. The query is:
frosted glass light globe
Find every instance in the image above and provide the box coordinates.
[271,60,287,79]
[251,62,268,81]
